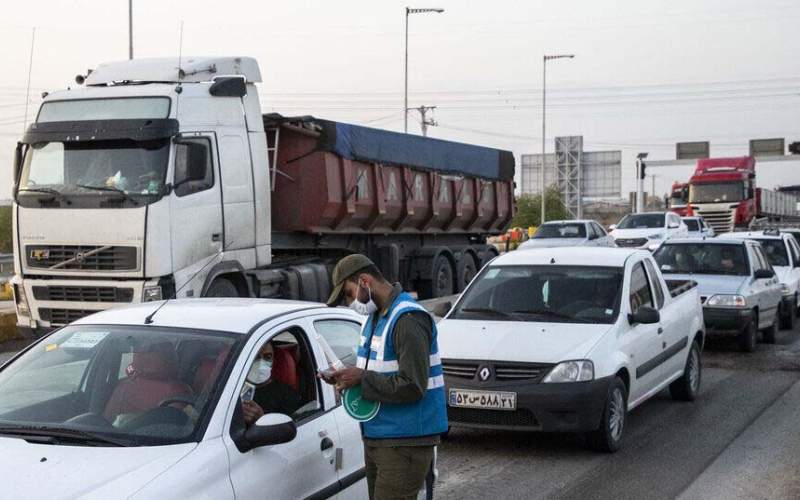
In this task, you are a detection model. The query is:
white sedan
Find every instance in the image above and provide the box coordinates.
[0,299,386,500]
[519,220,615,250]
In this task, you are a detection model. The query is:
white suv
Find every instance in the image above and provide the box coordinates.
[611,212,688,251]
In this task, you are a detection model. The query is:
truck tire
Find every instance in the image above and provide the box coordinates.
[418,255,454,299]
[779,300,795,331]
[585,376,626,453]
[669,340,701,401]
[739,312,758,352]
[205,278,240,298]
[456,253,478,292]
[763,311,778,344]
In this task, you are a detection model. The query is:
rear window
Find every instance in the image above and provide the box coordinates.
[654,243,749,276]
[451,265,623,324]
[533,223,586,239]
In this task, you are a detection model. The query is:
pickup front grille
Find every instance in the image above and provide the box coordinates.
[38,308,96,325]
[26,245,137,271]
[448,407,539,428]
[694,208,735,234]
[615,238,647,248]
[32,286,134,303]
[442,361,478,379]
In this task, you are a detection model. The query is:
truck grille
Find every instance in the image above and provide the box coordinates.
[32,286,134,303]
[26,245,138,271]
[615,238,647,248]
[448,407,539,428]
[38,308,96,325]
[694,208,735,234]
[442,361,478,379]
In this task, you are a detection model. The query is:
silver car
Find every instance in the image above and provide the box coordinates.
[518,220,615,249]
[653,238,782,352]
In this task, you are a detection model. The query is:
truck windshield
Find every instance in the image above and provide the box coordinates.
[755,239,789,267]
[18,139,170,201]
[451,265,622,324]
[689,182,744,203]
[617,213,665,229]
[0,325,239,447]
[533,223,586,239]
[654,243,748,276]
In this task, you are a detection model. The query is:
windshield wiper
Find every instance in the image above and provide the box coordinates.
[17,187,69,203]
[459,307,518,320]
[77,184,138,205]
[0,425,129,447]
[512,309,576,321]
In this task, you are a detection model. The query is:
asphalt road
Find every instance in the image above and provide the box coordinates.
[435,325,800,500]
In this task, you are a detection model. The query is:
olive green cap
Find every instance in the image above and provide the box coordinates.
[326,254,375,307]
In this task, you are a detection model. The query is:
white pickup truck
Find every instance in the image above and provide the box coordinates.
[436,247,705,452]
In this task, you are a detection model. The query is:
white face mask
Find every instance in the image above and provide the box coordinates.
[247,358,272,385]
[350,282,378,316]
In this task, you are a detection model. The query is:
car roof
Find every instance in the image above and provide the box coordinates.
[493,247,643,267]
[662,238,747,246]
[71,298,342,334]
[542,220,593,225]
[681,216,702,220]
[717,231,785,240]
[625,211,668,216]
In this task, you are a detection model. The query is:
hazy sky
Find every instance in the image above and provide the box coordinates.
[1,0,799,198]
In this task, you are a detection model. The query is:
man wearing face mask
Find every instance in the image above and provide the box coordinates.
[324,254,447,500]
[241,341,302,426]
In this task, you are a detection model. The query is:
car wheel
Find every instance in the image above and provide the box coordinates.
[205,278,240,297]
[739,312,758,352]
[586,376,627,453]
[763,311,778,344]
[779,300,795,331]
[669,340,701,401]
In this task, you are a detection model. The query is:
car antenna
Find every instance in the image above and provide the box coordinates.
[144,239,235,325]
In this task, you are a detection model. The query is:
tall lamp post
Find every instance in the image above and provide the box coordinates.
[541,54,574,225]
[405,7,444,133]
[128,0,133,59]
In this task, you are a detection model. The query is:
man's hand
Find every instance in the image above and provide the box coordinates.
[332,367,364,392]
[242,400,264,426]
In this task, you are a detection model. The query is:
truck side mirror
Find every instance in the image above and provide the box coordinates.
[13,142,24,190]
[628,306,660,325]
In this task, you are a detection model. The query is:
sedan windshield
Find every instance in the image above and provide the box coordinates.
[755,239,789,267]
[451,265,622,324]
[0,325,239,447]
[533,223,586,239]
[617,214,665,229]
[689,182,744,203]
[19,139,170,200]
[654,243,749,276]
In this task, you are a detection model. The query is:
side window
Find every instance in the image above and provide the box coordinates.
[173,137,214,197]
[586,224,597,239]
[313,319,362,368]
[787,238,800,266]
[643,259,665,309]
[752,246,769,272]
[629,262,654,313]
[595,223,607,237]
[240,327,322,422]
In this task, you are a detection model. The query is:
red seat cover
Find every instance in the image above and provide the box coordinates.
[192,347,231,394]
[104,351,192,420]
[271,345,299,391]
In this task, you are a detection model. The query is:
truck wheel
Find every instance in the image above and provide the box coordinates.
[205,278,240,298]
[739,312,758,352]
[779,300,795,331]
[669,340,701,401]
[585,377,626,453]
[418,255,454,299]
[456,253,478,292]
[763,311,778,344]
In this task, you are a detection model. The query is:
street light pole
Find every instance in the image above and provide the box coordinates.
[541,54,574,225]
[404,7,444,134]
[128,0,133,60]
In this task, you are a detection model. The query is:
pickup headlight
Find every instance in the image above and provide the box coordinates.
[780,284,793,296]
[12,284,30,317]
[706,294,747,308]
[543,360,594,383]
[142,286,163,302]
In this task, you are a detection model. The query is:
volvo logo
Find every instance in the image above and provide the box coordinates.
[478,366,491,381]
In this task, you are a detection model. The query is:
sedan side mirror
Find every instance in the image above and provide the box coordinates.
[754,269,774,280]
[609,224,617,231]
[242,413,297,451]
[628,306,660,325]
[432,301,453,318]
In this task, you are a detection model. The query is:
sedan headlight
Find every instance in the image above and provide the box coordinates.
[647,233,665,240]
[706,294,747,308]
[780,284,792,296]
[543,360,594,383]
[142,286,163,302]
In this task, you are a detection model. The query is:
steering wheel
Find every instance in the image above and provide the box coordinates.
[158,394,197,408]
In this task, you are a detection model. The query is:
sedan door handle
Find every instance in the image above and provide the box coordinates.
[657,327,664,334]
[211,233,221,242]
[321,437,334,451]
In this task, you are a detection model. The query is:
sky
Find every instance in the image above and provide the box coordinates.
[1,0,799,199]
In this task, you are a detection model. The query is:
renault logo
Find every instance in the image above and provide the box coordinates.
[478,366,491,381]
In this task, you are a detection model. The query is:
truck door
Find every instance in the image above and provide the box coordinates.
[169,135,223,296]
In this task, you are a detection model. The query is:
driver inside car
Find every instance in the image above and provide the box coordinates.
[241,341,303,426]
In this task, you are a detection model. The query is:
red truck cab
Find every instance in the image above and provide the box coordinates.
[687,156,755,233]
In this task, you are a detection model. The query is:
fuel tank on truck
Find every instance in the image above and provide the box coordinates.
[264,114,515,235]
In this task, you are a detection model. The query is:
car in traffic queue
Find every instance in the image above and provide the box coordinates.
[681,216,715,238]
[518,220,615,250]
[653,239,783,351]
[716,230,800,330]
[610,212,688,251]
[435,247,705,452]
[0,299,430,500]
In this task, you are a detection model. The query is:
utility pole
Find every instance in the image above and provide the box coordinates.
[22,27,36,133]
[636,152,648,213]
[541,54,574,225]
[410,105,437,136]
[404,7,444,133]
[128,0,133,60]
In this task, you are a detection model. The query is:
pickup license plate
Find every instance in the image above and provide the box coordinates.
[448,389,517,411]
